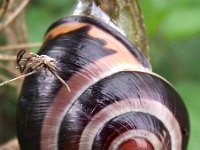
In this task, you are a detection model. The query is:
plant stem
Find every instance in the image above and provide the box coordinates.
[74,0,149,57]
[0,54,16,60]
[0,42,42,51]
[0,0,30,31]
[0,0,10,18]
[0,70,36,87]
[0,63,19,76]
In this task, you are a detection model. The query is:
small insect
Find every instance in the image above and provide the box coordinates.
[0,49,70,92]
[17,49,57,74]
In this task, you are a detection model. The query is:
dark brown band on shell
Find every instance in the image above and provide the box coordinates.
[17,16,189,150]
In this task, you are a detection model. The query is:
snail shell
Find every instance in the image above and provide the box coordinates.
[17,16,189,150]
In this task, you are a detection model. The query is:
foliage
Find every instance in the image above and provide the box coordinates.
[140,0,200,149]
[26,0,75,45]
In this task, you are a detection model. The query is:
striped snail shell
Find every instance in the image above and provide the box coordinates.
[17,15,189,150]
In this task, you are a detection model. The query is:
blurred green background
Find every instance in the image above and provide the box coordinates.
[0,0,199,149]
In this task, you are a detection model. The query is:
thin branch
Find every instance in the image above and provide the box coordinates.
[0,67,71,91]
[76,0,149,57]
[0,138,19,150]
[0,74,16,87]
[0,0,30,31]
[125,0,149,57]
[0,42,42,51]
[0,0,10,18]
[0,54,16,60]
[0,70,36,87]
[0,63,19,76]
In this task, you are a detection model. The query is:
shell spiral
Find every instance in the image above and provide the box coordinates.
[17,16,189,150]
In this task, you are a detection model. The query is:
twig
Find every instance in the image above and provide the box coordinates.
[0,138,19,150]
[0,66,71,91]
[4,0,29,92]
[0,63,19,76]
[126,0,149,57]
[0,42,42,51]
[0,0,10,18]
[0,54,16,60]
[88,0,149,57]
[0,70,36,87]
[0,0,30,31]
[0,72,16,87]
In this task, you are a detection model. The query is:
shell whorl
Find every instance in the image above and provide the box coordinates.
[17,16,189,150]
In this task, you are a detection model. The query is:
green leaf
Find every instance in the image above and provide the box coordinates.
[161,7,200,39]
[140,0,179,36]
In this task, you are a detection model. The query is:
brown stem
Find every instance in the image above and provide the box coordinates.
[3,0,29,92]
[0,0,10,18]
[0,0,30,31]
[124,0,149,57]
[0,42,42,51]
[74,0,149,57]
[0,63,19,76]
[0,70,36,87]
[0,138,19,150]
[0,54,16,60]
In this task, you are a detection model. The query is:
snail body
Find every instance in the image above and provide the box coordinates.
[17,16,189,150]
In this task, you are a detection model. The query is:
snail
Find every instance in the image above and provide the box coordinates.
[17,15,189,150]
